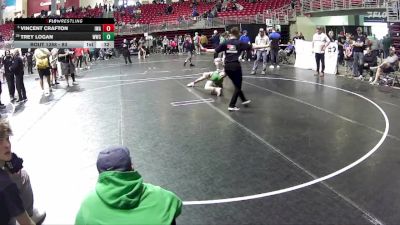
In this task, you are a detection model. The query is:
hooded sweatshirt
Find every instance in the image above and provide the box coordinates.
[75,171,182,225]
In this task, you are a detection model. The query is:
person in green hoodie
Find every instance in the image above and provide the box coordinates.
[75,146,182,225]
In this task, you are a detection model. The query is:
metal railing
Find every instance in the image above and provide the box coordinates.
[302,0,386,13]
[115,6,292,35]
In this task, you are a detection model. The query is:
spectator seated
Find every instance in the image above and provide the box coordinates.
[363,47,378,77]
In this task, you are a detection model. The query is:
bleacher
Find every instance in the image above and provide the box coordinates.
[218,0,289,17]
[114,2,215,25]
[0,0,295,37]
[63,7,104,18]
[305,0,384,12]
[113,0,292,25]
[0,23,14,41]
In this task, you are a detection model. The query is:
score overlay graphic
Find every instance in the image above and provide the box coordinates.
[14,18,115,48]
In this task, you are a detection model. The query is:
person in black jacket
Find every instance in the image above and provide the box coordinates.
[0,59,4,108]
[122,39,132,64]
[11,50,26,103]
[0,121,46,225]
[3,50,16,102]
[363,47,378,78]
[202,27,269,111]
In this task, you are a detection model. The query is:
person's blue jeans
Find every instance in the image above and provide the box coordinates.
[252,50,267,71]
[353,52,364,76]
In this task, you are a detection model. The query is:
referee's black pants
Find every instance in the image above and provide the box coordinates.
[27,61,33,74]
[15,73,26,100]
[5,73,15,98]
[225,62,247,108]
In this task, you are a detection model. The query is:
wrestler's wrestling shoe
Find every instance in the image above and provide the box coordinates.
[187,82,195,87]
[216,88,222,96]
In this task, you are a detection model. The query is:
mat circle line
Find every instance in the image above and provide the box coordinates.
[69,71,391,205]
[181,77,388,205]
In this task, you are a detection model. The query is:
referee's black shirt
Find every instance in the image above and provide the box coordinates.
[215,38,251,63]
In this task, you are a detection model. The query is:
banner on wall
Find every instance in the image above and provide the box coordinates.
[294,40,338,75]
[27,0,79,16]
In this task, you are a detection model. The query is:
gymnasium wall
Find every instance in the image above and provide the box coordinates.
[80,0,110,8]
[293,15,356,40]
[27,0,80,15]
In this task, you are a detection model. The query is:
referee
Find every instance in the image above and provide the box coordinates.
[202,27,268,111]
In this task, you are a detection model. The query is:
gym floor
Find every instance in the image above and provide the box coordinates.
[7,54,400,225]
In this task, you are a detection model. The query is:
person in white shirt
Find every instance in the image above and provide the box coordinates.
[312,26,330,77]
[251,28,270,75]
[370,46,399,85]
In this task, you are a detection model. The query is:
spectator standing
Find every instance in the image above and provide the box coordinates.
[312,26,330,77]
[162,36,169,55]
[328,30,335,42]
[122,39,132,64]
[49,48,59,86]
[74,48,84,70]
[34,48,52,95]
[382,34,392,59]
[24,49,34,75]
[138,38,147,59]
[328,30,340,75]
[251,28,269,74]
[369,34,379,58]
[3,50,16,102]
[183,34,195,67]
[11,50,26,102]
[178,35,184,55]
[269,28,281,69]
[352,27,366,78]
[219,32,227,44]
[58,48,76,87]
[200,34,208,48]
[239,30,251,62]
[82,48,89,69]
[0,61,4,108]
[210,30,220,58]
[343,34,353,75]
[75,146,182,225]
[337,31,346,66]
[194,32,201,55]
[192,8,199,17]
